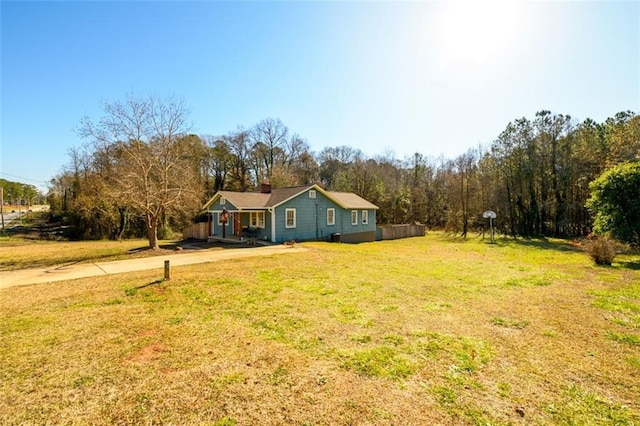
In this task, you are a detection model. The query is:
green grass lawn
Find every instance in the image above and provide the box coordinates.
[1,233,639,425]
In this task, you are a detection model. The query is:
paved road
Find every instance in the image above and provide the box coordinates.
[1,211,23,229]
[1,205,47,230]
[0,245,307,289]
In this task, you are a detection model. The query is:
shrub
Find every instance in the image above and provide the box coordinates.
[586,162,640,248]
[583,236,620,266]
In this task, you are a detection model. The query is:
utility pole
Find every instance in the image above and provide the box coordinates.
[0,187,4,233]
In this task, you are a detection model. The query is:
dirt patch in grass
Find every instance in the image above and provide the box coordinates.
[127,343,170,364]
[1,233,639,424]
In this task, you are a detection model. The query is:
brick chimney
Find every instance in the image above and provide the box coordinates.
[260,182,272,194]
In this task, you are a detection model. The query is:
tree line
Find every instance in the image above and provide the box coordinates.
[0,179,43,206]
[48,95,639,248]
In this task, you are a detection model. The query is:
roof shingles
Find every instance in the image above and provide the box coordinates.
[210,185,378,210]
[328,191,378,209]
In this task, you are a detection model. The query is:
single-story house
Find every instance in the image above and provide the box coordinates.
[202,183,378,243]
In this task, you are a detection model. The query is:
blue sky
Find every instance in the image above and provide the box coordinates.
[1,1,639,192]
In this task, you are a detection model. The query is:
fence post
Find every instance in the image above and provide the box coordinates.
[164,260,171,280]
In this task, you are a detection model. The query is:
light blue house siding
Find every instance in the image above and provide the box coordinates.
[208,198,233,237]
[335,208,377,243]
[208,198,273,240]
[202,184,378,243]
[252,212,272,241]
[274,191,333,242]
[274,190,376,243]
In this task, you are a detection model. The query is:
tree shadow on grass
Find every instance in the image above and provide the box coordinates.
[505,237,583,253]
[128,242,180,253]
[618,260,640,270]
[444,233,584,254]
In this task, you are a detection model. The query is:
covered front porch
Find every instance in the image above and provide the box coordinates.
[205,209,272,243]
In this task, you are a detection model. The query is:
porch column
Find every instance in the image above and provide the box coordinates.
[235,211,242,236]
[270,207,276,242]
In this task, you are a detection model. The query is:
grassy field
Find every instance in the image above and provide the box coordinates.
[0,238,184,271]
[1,234,639,425]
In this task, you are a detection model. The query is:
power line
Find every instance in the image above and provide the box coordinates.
[0,172,49,184]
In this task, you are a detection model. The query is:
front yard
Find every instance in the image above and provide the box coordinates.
[1,234,638,424]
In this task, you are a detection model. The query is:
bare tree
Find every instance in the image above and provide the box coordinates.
[201,135,232,195]
[227,129,253,191]
[318,145,359,188]
[454,150,478,238]
[79,94,202,249]
[250,118,289,181]
[291,151,319,185]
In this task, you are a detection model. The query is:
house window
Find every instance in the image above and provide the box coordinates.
[285,208,296,228]
[327,208,335,225]
[309,190,316,199]
[216,211,222,225]
[220,197,226,205]
[351,210,358,225]
[250,211,265,228]
[362,210,369,225]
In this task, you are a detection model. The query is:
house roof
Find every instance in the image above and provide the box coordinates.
[328,191,379,209]
[203,184,378,211]
[266,186,312,207]
[216,191,270,210]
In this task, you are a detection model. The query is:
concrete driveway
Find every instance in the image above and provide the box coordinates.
[0,245,307,289]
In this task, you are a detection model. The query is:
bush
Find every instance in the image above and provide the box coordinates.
[583,236,620,266]
[586,162,640,248]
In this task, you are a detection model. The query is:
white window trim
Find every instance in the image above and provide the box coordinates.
[327,208,335,226]
[250,211,265,228]
[309,190,316,199]
[285,208,296,228]
[216,211,222,225]
[351,210,358,225]
[362,210,368,225]
[220,197,226,205]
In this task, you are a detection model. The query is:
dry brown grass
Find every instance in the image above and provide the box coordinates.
[1,234,639,425]
[0,238,181,271]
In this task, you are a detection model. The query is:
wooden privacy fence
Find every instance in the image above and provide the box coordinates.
[377,224,426,240]
[183,222,208,240]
